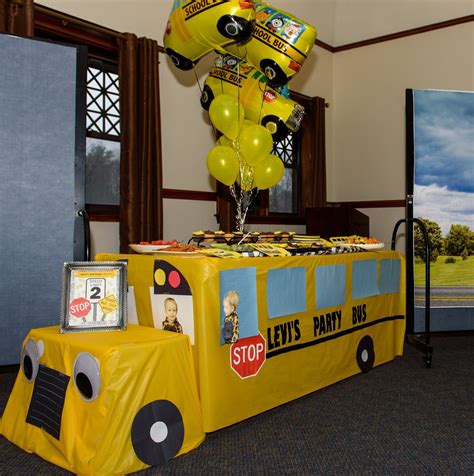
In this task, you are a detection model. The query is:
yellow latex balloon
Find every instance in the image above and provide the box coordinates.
[209,94,244,140]
[238,124,274,167]
[253,154,284,190]
[241,119,256,130]
[237,163,254,191]
[206,145,240,186]
[216,135,234,148]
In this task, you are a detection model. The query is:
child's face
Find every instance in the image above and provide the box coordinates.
[223,299,234,317]
[165,301,178,322]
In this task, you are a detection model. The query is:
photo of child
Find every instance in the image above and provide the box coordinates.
[162,297,183,334]
[219,268,258,346]
[221,290,240,344]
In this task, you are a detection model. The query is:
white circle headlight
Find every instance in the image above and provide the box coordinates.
[21,338,42,382]
[73,352,100,402]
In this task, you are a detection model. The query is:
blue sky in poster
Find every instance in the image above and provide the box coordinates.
[413,90,473,235]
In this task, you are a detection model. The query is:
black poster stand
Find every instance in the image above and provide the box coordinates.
[392,218,433,368]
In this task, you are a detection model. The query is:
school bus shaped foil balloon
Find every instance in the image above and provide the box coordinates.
[201,54,305,142]
[223,1,317,86]
[163,0,256,70]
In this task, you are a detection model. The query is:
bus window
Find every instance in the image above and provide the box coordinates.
[379,259,401,294]
[267,267,306,318]
[315,264,346,310]
[352,260,379,300]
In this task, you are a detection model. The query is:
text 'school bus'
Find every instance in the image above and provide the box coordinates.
[200,53,305,141]
[163,0,255,70]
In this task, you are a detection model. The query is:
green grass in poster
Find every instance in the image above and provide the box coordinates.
[414,256,474,286]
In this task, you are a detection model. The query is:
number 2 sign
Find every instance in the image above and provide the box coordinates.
[86,278,106,302]
[60,261,127,333]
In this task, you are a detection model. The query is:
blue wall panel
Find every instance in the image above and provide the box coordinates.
[0,35,84,365]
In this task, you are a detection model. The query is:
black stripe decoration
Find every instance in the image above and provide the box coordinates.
[184,0,224,22]
[266,315,404,358]
[153,260,192,296]
[131,400,184,465]
[26,365,70,440]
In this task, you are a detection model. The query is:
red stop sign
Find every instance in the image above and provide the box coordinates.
[230,333,266,379]
[69,297,91,318]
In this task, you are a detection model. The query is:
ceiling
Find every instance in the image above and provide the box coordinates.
[267,0,473,46]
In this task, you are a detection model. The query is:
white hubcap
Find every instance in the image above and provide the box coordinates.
[150,421,168,443]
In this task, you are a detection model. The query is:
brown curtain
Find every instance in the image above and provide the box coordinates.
[294,93,327,210]
[119,33,163,252]
[216,182,235,232]
[0,0,33,35]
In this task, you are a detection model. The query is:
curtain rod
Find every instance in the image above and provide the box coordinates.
[35,3,125,40]
[35,3,166,53]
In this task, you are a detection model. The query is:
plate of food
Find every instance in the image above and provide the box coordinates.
[129,240,178,254]
[152,244,203,255]
[353,243,385,250]
[330,236,384,250]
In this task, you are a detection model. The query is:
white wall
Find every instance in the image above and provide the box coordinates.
[90,221,120,256]
[332,0,473,46]
[333,22,473,244]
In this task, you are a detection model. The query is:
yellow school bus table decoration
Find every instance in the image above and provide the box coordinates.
[96,251,406,433]
[0,325,205,474]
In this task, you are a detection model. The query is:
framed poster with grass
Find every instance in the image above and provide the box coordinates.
[406,89,474,332]
[60,261,127,333]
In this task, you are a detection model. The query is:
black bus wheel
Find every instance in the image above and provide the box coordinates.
[165,49,194,71]
[261,115,289,142]
[217,16,254,41]
[260,60,288,88]
[131,400,184,465]
[200,85,215,111]
[356,335,375,373]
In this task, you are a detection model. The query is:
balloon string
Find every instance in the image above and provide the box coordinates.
[193,68,203,96]
[258,82,267,124]
[237,60,242,126]
[219,60,224,94]
[197,60,220,141]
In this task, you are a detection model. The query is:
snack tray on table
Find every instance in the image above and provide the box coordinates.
[329,236,385,250]
[129,244,173,254]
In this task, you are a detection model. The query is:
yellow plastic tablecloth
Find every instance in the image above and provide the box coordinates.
[0,325,204,475]
[97,251,406,432]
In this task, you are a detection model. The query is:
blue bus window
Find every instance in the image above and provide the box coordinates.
[219,267,259,343]
[379,259,401,294]
[267,267,306,318]
[352,260,379,300]
[315,264,346,310]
